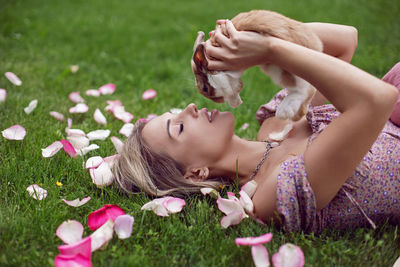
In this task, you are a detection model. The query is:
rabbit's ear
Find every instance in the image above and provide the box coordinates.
[193,44,208,71]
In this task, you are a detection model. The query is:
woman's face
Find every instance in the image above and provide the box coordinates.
[142,103,235,169]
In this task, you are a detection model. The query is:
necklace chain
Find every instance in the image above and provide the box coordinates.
[249,140,274,181]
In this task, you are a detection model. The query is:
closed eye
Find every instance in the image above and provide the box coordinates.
[179,123,184,134]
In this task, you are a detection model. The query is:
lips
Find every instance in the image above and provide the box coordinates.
[201,108,218,122]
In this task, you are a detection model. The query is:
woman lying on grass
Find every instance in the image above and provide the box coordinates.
[112,19,400,233]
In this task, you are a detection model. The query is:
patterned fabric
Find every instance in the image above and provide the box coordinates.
[257,89,400,233]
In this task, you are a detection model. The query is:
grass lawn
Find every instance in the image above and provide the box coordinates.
[1,0,400,266]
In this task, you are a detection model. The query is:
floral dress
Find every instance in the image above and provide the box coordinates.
[256,89,400,233]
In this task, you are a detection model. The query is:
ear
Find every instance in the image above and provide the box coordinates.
[193,44,208,71]
[184,167,209,182]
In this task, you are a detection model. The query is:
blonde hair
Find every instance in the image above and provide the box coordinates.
[113,120,229,197]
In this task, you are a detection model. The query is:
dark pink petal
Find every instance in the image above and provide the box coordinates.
[94,108,107,125]
[272,243,305,267]
[119,123,134,137]
[251,245,270,267]
[87,130,110,141]
[235,233,273,246]
[241,180,258,198]
[90,219,114,252]
[69,92,85,103]
[50,111,65,121]
[114,214,134,239]
[5,71,22,86]
[56,220,84,245]
[98,83,116,95]
[62,197,91,207]
[220,211,245,228]
[110,136,123,153]
[26,184,47,200]
[88,204,125,231]
[58,236,91,259]
[55,253,92,267]
[2,125,26,140]
[60,139,77,158]
[85,156,104,169]
[69,103,89,113]
[163,197,185,213]
[217,197,244,216]
[0,88,6,102]
[142,89,157,100]
[42,141,63,158]
[85,89,100,97]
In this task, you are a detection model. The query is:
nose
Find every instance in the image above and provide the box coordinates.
[183,103,199,118]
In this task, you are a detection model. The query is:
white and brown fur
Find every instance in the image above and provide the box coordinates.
[192,10,323,123]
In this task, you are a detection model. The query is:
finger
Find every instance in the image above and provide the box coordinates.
[207,59,228,71]
[193,31,205,52]
[209,30,215,37]
[216,19,227,25]
[213,25,230,47]
[225,20,238,37]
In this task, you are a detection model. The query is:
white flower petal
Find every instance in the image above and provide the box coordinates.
[141,198,170,217]
[24,99,38,114]
[26,184,47,200]
[110,136,123,153]
[217,197,245,216]
[94,108,107,125]
[87,129,110,141]
[76,144,99,156]
[69,103,89,113]
[70,65,79,73]
[85,156,104,169]
[66,128,86,137]
[252,245,270,267]
[272,243,305,267]
[90,219,114,252]
[5,72,22,86]
[200,187,220,199]
[103,154,119,168]
[114,214,134,239]
[86,89,101,97]
[69,92,85,103]
[42,141,63,157]
[241,180,258,198]
[49,111,65,121]
[113,106,134,123]
[89,161,114,187]
[62,197,91,207]
[67,135,90,150]
[2,125,26,140]
[56,220,84,245]
[220,211,245,228]
[163,197,185,213]
[119,123,134,137]
[0,89,7,102]
[239,190,254,214]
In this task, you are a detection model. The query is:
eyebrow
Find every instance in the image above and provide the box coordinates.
[166,119,172,138]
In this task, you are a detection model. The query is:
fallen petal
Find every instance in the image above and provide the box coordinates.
[240,122,249,130]
[90,219,114,252]
[94,108,107,125]
[76,144,99,156]
[272,243,305,267]
[56,220,84,245]
[114,214,134,239]
[2,125,26,140]
[42,141,63,158]
[55,253,92,267]
[67,118,73,128]
[220,211,245,228]
[241,180,258,198]
[69,103,89,113]
[235,233,273,246]
[87,129,110,141]
[86,89,101,97]
[104,100,123,113]
[89,161,114,187]
[70,65,79,73]
[119,123,134,137]
[60,139,77,158]
[217,197,245,216]
[50,111,65,121]
[58,236,91,259]
[26,184,47,200]
[142,89,157,100]
[110,136,123,153]
[5,71,22,86]
[66,128,86,137]
[252,245,270,267]
[67,135,89,150]
[113,106,134,123]
[69,92,85,103]
[163,197,185,213]
[0,88,6,102]
[62,197,91,207]
[88,204,125,231]
[103,154,119,169]
[98,83,116,95]
[141,198,170,217]
[85,156,104,169]
[200,187,220,199]
[239,190,254,214]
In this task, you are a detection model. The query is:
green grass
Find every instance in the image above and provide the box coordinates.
[1,0,400,266]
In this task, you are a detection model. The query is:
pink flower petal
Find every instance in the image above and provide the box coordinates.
[62,197,91,207]
[163,197,185,213]
[50,111,65,121]
[86,89,101,97]
[69,103,89,113]
[94,108,107,125]
[142,89,157,100]
[272,243,305,267]
[26,184,47,200]
[98,83,116,95]
[104,100,123,113]
[252,245,270,267]
[5,71,22,86]
[58,236,91,259]
[113,106,134,123]
[239,190,254,214]
[88,204,125,231]
[89,161,114,187]
[76,144,99,156]
[67,118,73,128]
[119,123,134,137]
[240,122,249,130]
[2,125,26,140]
[87,129,110,141]
[24,99,38,114]
[227,192,237,200]
[56,220,84,245]
[114,214,134,239]
[220,211,245,228]
[67,135,90,150]
[90,219,114,252]
[60,139,77,158]
[66,128,86,137]
[110,136,123,153]
[55,253,92,267]
[141,198,170,217]
[103,154,119,169]
[85,156,104,169]
[235,233,273,246]
[42,141,63,158]
[217,197,245,216]
[69,92,85,104]
[0,88,6,102]
[241,180,258,198]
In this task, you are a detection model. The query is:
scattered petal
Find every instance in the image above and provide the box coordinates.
[69,92,85,103]
[76,144,99,156]
[60,139,77,158]
[393,256,400,267]
[141,198,170,217]
[56,220,84,245]
[26,184,47,200]
[87,129,110,141]
[272,243,305,267]
[89,161,114,187]
[163,197,185,213]
[0,88,7,102]
[42,141,63,158]
[88,204,125,231]
[110,136,123,153]
[67,118,73,128]
[103,154,119,168]
[104,100,122,113]
[50,111,65,121]
[252,245,270,267]
[240,123,249,130]
[235,233,273,246]
[220,211,245,228]
[66,128,86,137]
[217,197,245,216]
[90,219,114,252]
[67,135,90,150]
[142,89,157,100]
[86,89,101,97]
[241,180,258,198]
[239,190,254,214]
[200,187,220,199]
[5,71,22,86]
[94,108,107,125]
[55,252,92,267]
[98,83,116,95]
[70,65,79,73]
[113,106,134,123]
[58,236,91,259]
[85,156,104,170]
[62,197,91,207]
[2,125,26,140]
[119,123,134,137]
[69,103,89,113]
[114,214,134,239]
